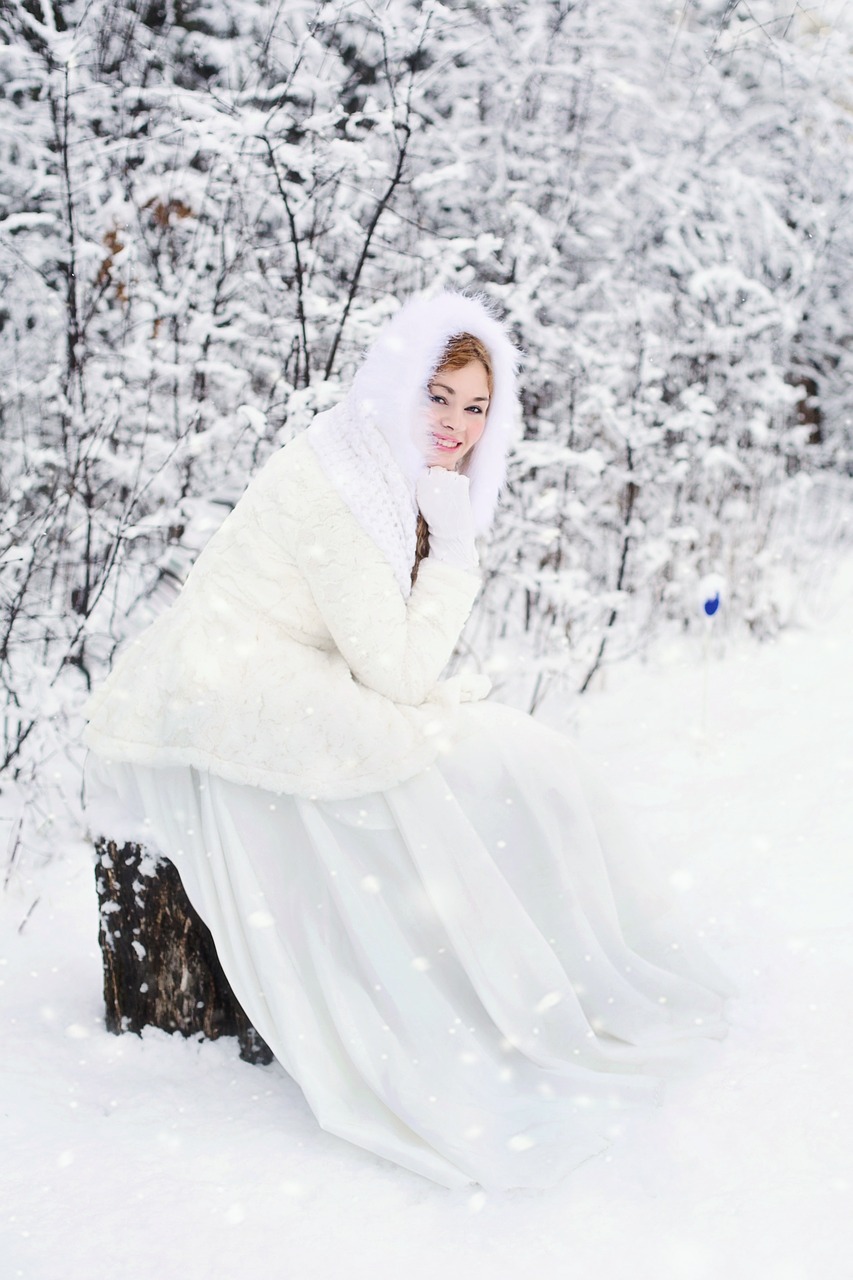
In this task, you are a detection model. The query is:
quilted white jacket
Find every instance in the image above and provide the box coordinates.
[83,290,520,799]
[83,432,490,798]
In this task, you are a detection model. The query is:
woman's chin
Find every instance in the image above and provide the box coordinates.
[427,445,468,470]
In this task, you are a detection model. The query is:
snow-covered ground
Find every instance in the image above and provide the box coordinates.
[2,557,851,1280]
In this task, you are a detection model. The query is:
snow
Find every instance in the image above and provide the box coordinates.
[2,558,852,1280]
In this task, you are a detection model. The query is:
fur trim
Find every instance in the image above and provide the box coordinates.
[348,291,522,534]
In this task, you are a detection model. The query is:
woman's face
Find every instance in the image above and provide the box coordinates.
[425,360,490,470]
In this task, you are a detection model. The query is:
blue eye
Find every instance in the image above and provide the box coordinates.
[467,405,483,414]
[429,393,446,405]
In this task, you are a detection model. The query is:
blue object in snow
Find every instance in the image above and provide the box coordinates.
[703,593,721,617]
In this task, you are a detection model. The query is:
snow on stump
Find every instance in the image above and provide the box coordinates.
[94,837,273,1066]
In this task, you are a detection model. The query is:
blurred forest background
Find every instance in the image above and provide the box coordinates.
[1,0,851,859]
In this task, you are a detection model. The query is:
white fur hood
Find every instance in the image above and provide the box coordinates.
[305,291,522,597]
[348,290,522,534]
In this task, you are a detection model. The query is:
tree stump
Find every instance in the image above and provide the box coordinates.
[94,837,273,1065]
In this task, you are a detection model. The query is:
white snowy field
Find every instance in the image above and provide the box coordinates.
[2,557,851,1280]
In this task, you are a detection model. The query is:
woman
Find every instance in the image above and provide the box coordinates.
[83,291,736,1192]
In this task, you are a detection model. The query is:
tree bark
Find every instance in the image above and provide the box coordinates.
[94,837,273,1066]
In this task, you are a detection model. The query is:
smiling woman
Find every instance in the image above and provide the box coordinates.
[425,333,493,472]
[83,290,736,1192]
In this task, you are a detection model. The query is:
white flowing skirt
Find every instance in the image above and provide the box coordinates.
[86,700,737,1191]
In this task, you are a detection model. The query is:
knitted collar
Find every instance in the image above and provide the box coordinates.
[305,395,418,598]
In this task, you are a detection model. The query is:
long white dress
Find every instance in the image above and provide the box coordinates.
[86,695,736,1192]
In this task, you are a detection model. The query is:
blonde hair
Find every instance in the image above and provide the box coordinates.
[411,332,492,586]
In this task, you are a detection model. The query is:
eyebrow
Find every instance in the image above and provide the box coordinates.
[430,380,490,403]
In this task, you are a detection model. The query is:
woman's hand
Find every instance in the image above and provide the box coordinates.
[416,468,479,572]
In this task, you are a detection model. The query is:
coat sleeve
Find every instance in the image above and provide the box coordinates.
[293,501,481,708]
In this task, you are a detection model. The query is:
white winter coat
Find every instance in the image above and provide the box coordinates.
[83,292,521,799]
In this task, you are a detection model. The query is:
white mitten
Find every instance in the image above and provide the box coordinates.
[415,467,479,573]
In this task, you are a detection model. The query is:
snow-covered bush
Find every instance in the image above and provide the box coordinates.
[1,0,851,860]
